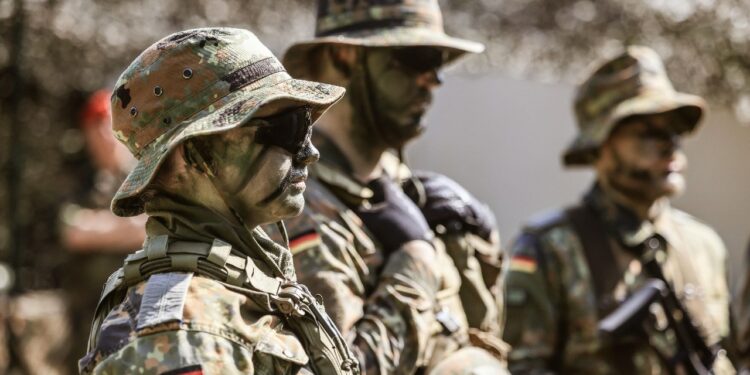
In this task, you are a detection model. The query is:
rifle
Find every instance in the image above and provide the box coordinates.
[599,255,719,375]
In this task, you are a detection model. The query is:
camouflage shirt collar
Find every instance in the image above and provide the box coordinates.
[310,130,375,204]
[584,183,677,248]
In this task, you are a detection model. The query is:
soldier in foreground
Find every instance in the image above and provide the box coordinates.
[80,28,359,374]
[502,46,735,374]
[274,0,508,373]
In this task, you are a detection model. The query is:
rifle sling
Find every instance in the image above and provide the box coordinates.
[566,204,623,317]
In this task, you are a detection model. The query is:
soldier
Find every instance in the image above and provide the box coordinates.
[502,46,734,374]
[274,0,508,373]
[79,28,359,375]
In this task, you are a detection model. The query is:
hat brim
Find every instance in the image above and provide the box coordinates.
[563,91,707,166]
[111,75,345,216]
[283,26,484,77]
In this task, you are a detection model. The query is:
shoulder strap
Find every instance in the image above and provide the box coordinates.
[565,205,622,317]
[89,235,359,375]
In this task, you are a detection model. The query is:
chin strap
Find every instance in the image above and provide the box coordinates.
[276,220,290,248]
[397,147,427,207]
[349,48,393,148]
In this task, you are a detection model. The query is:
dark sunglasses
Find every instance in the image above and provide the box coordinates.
[253,106,313,155]
[391,47,445,73]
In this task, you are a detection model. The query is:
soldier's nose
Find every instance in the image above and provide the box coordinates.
[294,142,320,166]
[417,69,442,89]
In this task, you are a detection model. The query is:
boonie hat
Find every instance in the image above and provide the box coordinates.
[564,45,706,166]
[110,27,345,216]
[283,0,484,77]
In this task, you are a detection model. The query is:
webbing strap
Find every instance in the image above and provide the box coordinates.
[566,205,623,317]
[207,238,232,267]
[115,237,288,297]
[92,236,359,375]
[146,235,169,260]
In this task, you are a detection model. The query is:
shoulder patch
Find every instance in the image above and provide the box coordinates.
[508,255,538,273]
[136,272,193,331]
[289,229,322,255]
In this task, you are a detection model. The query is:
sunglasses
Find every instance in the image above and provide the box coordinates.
[391,47,446,73]
[253,106,313,155]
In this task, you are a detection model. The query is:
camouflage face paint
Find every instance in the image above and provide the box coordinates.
[602,114,687,202]
[361,47,440,148]
[189,107,318,225]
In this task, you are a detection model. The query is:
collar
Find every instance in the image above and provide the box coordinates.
[583,183,678,248]
[309,130,375,205]
[310,130,414,207]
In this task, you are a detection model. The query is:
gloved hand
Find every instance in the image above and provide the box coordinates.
[402,171,497,241]
[353,176,432,254]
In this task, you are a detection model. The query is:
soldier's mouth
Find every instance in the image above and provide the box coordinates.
[258,169,307,206]
[290,170,307,187]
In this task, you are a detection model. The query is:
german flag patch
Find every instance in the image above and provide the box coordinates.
[509,255,537,273]
[289,229,322,255]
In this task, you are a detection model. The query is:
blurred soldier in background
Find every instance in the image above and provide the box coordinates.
[80,28,358,374]
[275,0,508,373]
[59,90,146,373]
[502,46,735,374]
[734,239,750,373]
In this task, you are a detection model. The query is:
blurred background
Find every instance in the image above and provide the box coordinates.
[0,0,748,373]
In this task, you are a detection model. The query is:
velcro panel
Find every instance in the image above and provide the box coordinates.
[136,272,193,331]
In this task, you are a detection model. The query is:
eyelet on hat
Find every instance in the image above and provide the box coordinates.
[182,68,193,79]
[153,86,163,96]
[163,117,171,125]
[130,107,138,117]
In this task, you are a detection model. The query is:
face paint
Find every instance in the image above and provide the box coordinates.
[352,47,442,149]
[186,106,319,226]
[601,114,687,202]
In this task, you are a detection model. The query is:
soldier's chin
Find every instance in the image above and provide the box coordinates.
[661,172,686,197]
[273,193,306,220]
[388,122,425,148]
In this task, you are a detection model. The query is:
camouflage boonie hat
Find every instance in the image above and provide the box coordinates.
[284,0,484,77]
[110,28,345,216]
[564,45,707,166]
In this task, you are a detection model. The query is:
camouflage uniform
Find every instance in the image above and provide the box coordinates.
[266,133,507,374]
[503,46,734,374]
[280,2,507,373]
[80,28,357,374]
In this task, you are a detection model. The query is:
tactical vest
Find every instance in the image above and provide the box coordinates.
[89,235,359,375]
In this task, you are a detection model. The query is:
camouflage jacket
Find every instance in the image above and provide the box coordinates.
[267,132,507,374]
[502,184,734,374]
[79,231,358,375]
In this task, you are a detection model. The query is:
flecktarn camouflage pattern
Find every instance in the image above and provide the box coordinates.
[110,27,344,216]
[283,0,484,77]
[502,186,734,374]
[263,133,509,374]
[564,45,707,166]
